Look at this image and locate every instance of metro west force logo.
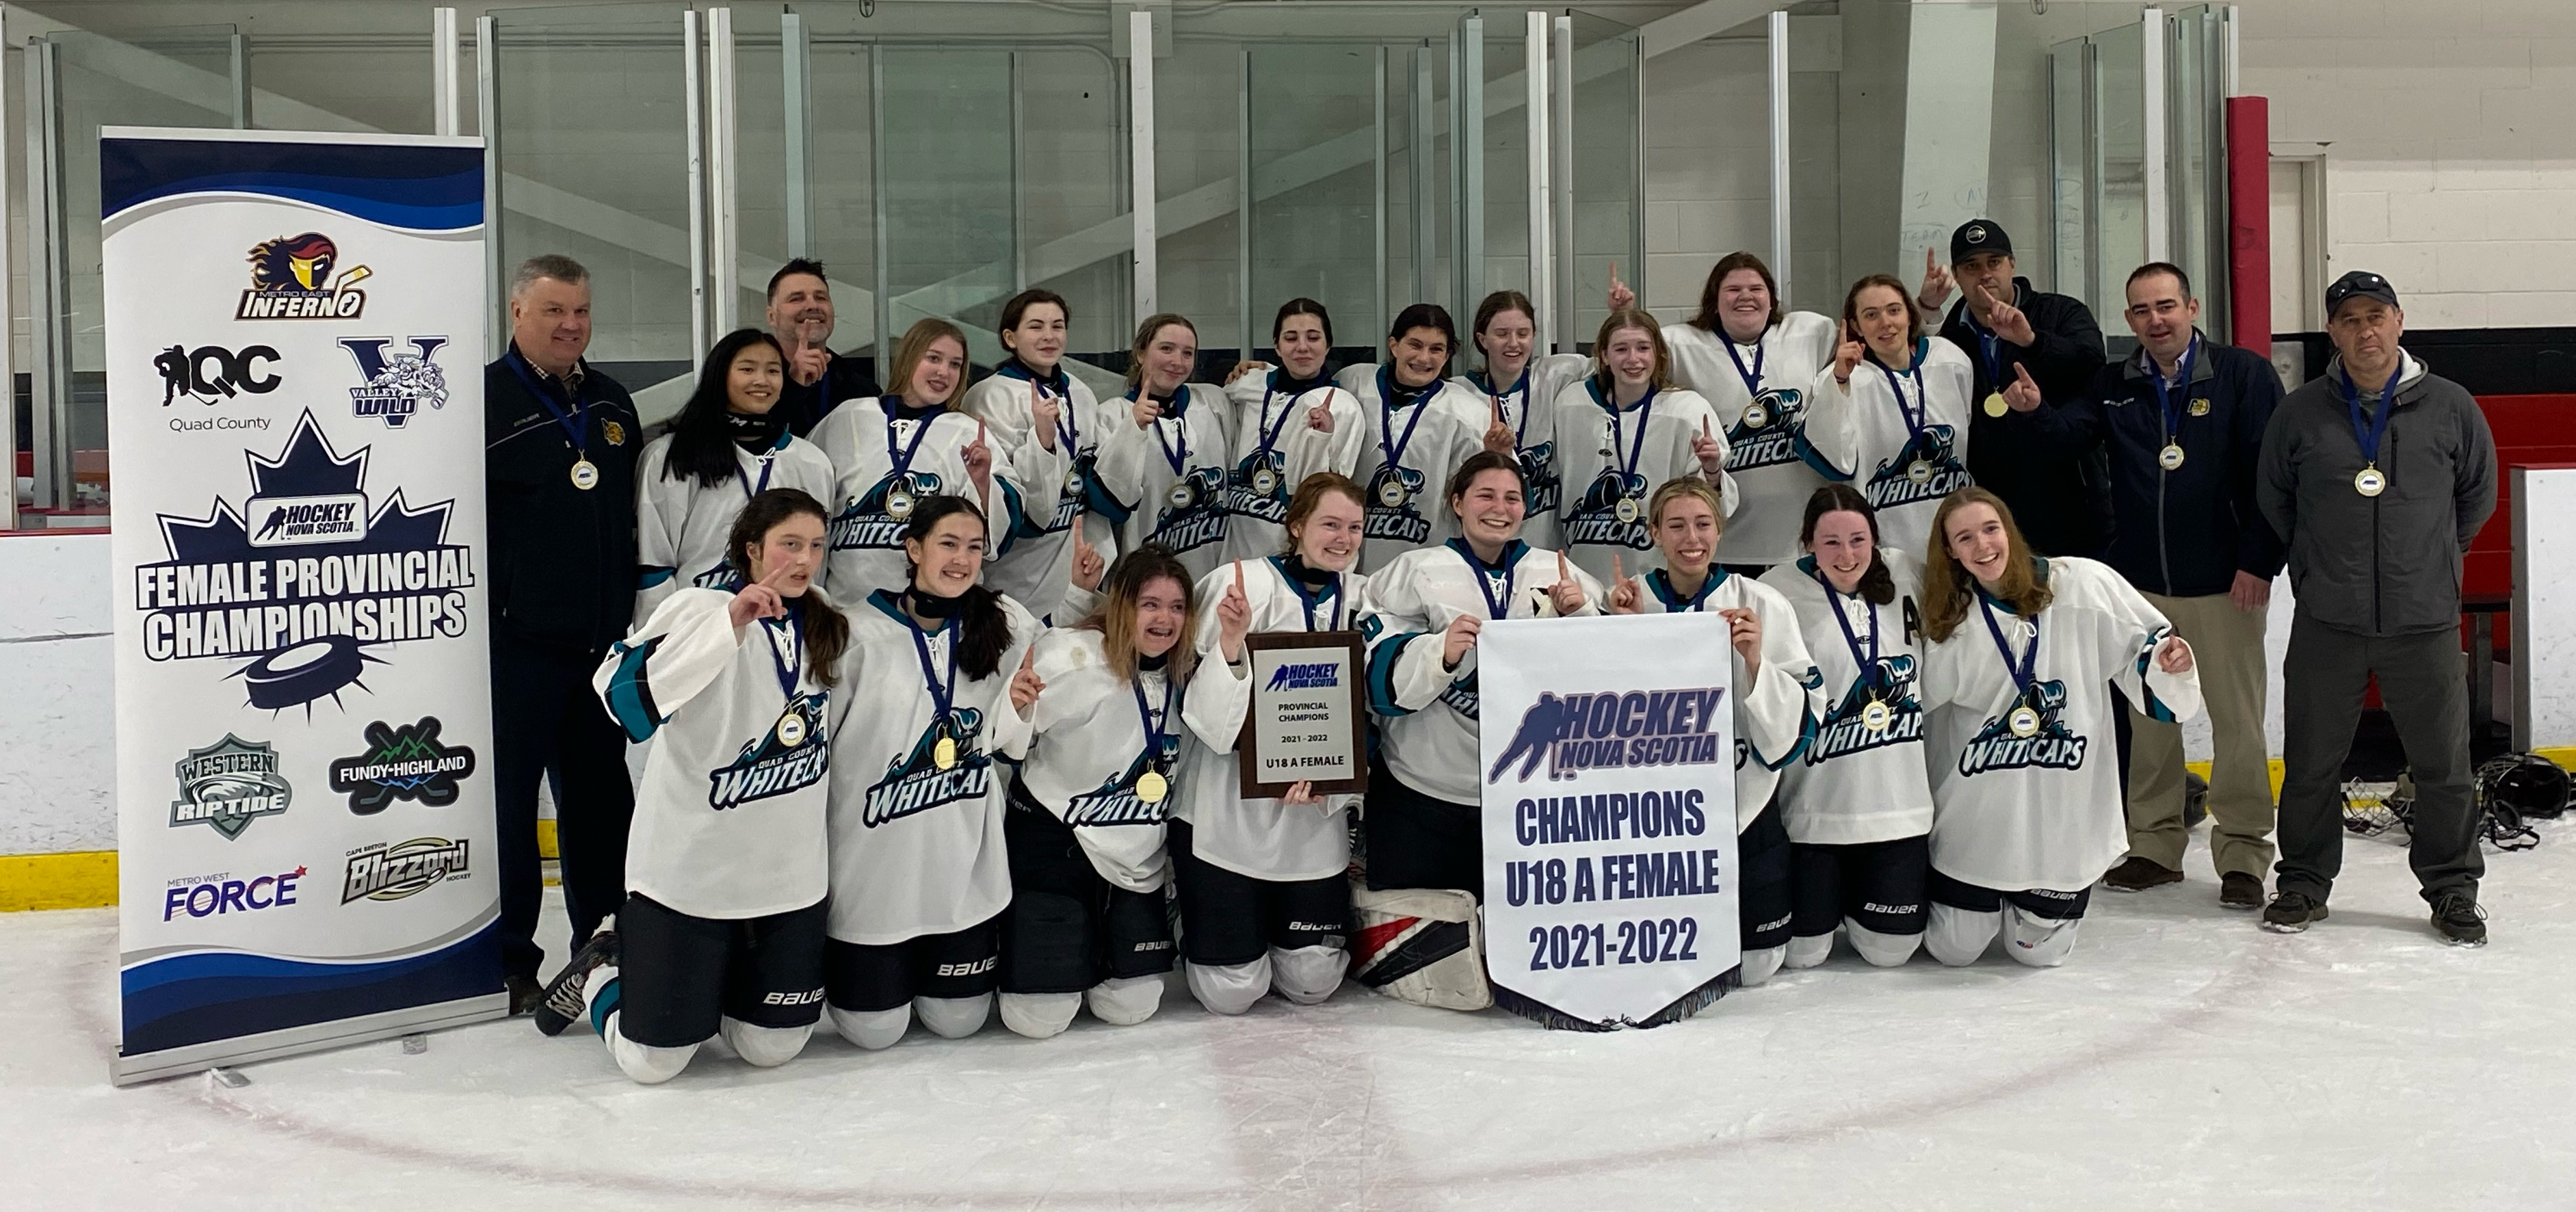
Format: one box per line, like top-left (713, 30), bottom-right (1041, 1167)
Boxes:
top-left (237, 233), bottom-right (371, 319)
top-left (136, 410), bottom-right (475, 709)
top-left (1957, 679), bottom-right (2086, 776)
top-left (1488, 685), bottom-right (1730, 784)
top-left (170, 734), bottom-right (293, 839)
top-left (341, 837), bottom-right (471, 904)
top-left (863, 709), bottom-right (993, 828)
top-left (340, 337), bottom-right (450, 428)
top-left (328, 716), bottom-right (479, 815)
top-left (163, 866), bottom-right (304, 921)
top-left (708, 691), bottom-right (830, 810)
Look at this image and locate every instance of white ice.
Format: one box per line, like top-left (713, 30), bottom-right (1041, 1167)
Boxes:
top-left (8, 822), bottom-right (2576, 1211)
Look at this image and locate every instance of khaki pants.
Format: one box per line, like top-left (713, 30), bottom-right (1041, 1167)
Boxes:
top-left (2126, 590), bottom-right (2274, 878)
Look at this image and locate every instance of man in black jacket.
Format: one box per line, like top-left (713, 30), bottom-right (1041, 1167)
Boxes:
top-left (485, 254), bottom-right (642, 1008)
top-left (1916, 220), bottom-right (2110, 557)
top-left (765, 258), bottom-right (880, 438)
top-left (2013, 263), bottom-right (2283, 908)
top-left (2257, 271), bottom-right (2496, 945)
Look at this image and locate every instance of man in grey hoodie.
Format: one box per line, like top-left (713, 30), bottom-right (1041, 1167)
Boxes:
top-left (2256, 271), bottom-right (2496, 945)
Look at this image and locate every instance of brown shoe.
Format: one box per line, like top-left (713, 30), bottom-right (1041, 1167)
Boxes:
top-left (2219, 872), bottom-right (2264, 909)
top-left (2102, 856), bottom-right (2183, 892)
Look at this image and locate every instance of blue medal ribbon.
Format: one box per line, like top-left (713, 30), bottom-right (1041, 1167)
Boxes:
top-left (2339, 361), bottom-right (2402, 472)
top-left (761, 601), bottom-right (805, 700)
top-left (1977, 593), bottom-right (2038, 698)
top-left (905, 598), bottom-right (960, 739)
top-left (1133, 668), bottom-right (1176, 779)
top-left (1590, 378), bottom-right (1657, 488)
top-left (1375, 366), bottom-right (1434, 478)
top-left (735, 447), bottom-right (777, 502)
top-left (1450, 538), bottom-right (1525, 620)
top-left (505, 347), bottom-right (588, 457)
top-left (1869, 341), bottom-right (1930, 442)
top-left (1721, 334), bottom-right (1767, 399)
top-left (1809, 564), bottom-right (1881, 684)
top-left (883, 398), bottom-right (937, 482)
top-left (2148, 335), bottom-right (2200, 451)
top-left (1257, 370), bottom-right (1317, 458)
top-left (1132, 386), bottom-right (1190, 477)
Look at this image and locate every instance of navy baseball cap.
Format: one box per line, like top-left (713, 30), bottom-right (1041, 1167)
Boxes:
top-left (1950, 220), bottom-right (2013, 265)
top-left (2326, 270), bottom-right (2399, 317)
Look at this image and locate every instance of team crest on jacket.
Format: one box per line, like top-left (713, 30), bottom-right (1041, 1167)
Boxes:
top-left (1808, 656), bottom-right (1925, 765)
top-left (1150, 465), bottom-right (1229, 554)
top-left (1725, 389), bottom-right (1809, 472)
top-left (1957, 680), bottom-right (2086, 776)
top-left (1223, 448), bottom-right (1291, 526)
top-left (832, 471), bottom-right (942, 551)
top-left (1363, 464), bottom-right (1433, 544)
top-left (863, 707), bottom-right (992, 827)
top-left (708, 691), bottom-right (831, 811)
top-left (1865, 425), bottom-right (1972, 510)
top-left (1519, 441), bottom-right (1562, 515)
top-left (1564, 468), bottom-right (1653, 551)
top-left (1062, 739), bottom-right (1183, 827)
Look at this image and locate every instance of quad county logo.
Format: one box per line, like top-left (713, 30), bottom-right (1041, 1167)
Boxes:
top-left (157, 343), bottom-right (280, 407)
top-left (329, 716), bottom-right (479, 815)
top-left (237, 233), bottom-right (370, 320)
top-left (169, 734), bottom-right (293, 839)
top-left (1488, 686), bottom-right (1730, 784)
top-left (340, 337), bottom-right (450, 428)
top-left (163, 865), bottom-right (305, 921)
top-left (341, 836), bottom-right (471, 904)
top-left (136, 410), bottom-right (475, 709)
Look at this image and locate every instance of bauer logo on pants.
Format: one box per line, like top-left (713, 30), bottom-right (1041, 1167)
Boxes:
top-left (341, 837), bottom-right (471, 903)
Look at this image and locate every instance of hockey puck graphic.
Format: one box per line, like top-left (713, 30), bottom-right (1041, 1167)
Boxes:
top-left (241, 635), bottom-right (369, 709)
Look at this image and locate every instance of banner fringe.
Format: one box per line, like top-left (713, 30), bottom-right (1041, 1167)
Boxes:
top-left (1494, 966), bottom-right (1737, 1031)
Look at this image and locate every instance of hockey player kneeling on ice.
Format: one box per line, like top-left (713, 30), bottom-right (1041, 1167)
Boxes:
top-left (999, 546), bottom-right (1252, 1037)
top-left (539, 488), bottom-right (844, 1084)
top-left (1174, 473), bottom-right (1373, 1015)
top-left (820, 495), bottom-right (1044, 1047)
top-left (1354, 451), bottom-right (1603, 1010)
top-left (1918, 488), bottom-right (2203, 966)
top-left (1605, 477), bottom-right (1826, 987)
top-left (1759, 485), bottom-right (1938, 971)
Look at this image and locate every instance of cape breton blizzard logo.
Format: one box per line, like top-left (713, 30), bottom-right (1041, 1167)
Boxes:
top-left (1488, 685), bottom-right (1730, 784)
top-left (340, 337), bottom-right (450, 428)
top-left (328, 716), bottom-right (479, 815)
top-left (1957, 680), bottom-right (2086, 776)
top-left (157, 344), bottom-right (281, 407)
top-left (341, 836), bottom-right (471, 904)
top-left (707, 691), bottom-right (831, 810)
top-left (170, 734), bottom-right (293, 839)
top-left (135, 410), bottom-right (475, 710)
top-left (237, 233), bottom-right (371, 320)
top-left (863, 709), bottom-right (993, 828)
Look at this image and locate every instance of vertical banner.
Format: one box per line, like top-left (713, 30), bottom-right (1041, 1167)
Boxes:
top-left (104, 129), bottom-right (499, 1083)
top-left (1477, 614), bottom-right (1739, 1030)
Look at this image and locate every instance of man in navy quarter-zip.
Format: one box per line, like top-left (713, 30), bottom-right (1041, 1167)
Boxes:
top-left (2255, 271), bottom-right (2495, 946)
top-left (2014, 263), bottom-right (2282, 908)
top-left (485, 254), bottom-right (643, 1011)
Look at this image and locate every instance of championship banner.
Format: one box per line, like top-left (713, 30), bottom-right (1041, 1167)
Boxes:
top-left (1477, 614), bottom-right (1740, 1030)
top-left (103, 129), bottom-right (501, 1083)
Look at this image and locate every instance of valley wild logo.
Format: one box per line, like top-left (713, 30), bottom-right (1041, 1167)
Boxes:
top-left (341, 836), bottom-right (471, 903)
top-left (237, 233), bottom-right (371, 319)
top-left (328, 716), bottom-right (479, 815)
top-left (340, 337), bottom-right (450, 428)
top-left (170, 734), bottom-right (293, 839)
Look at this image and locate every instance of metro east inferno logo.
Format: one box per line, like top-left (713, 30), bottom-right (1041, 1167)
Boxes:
top-left (237, 233), bottom-right (371, 319)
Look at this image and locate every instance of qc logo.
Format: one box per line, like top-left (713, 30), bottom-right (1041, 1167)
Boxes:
top-left (169, 735), bottom-right (293, 839)
top-left (340, 337), bottom-right (450, 429)
top-left (237, 233), bottom-right (371, 320)
top-left (341, 837), bottom-right (471, 904)
top-left (156, 344), bottom-right (281, 407)
top-left (163, 866), bottom-right (305, 921)
top-left (328, 716), bottom-right (478, 815)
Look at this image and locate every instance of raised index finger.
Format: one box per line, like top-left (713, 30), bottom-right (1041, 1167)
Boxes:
top-left (1233, 560), bottom-right (1246, 596)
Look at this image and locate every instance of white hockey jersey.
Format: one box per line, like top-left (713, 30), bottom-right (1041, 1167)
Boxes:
top-left (633, 430), bottom-right (838, 627)
top-left (1759, 550), bottom-right (1937, 845)
top-left (810, 397), bottom-right (1033, 599)
top-left (1094, 384), bottom-right (1235, 581)
top-left (1337, 364), bottom-right (1497, 574)
top-left (1801, 337), bottom-right (1976, 558)
top-left (1451, 353), bottom-right (1589, 550)
top-left (1919, 556), bottom-right (2205, 893)
top-left (1176, 556), bottom-right (1371, 882)
top-left (1217, 368), bottom-right (1364, 563)
top-left (1016, 628), bottom-right (1248, 892)
top-left (595, 588), bottom-right (832, 920)
top-left (1545, 378), bottom-right (1736, 588)
top-left (959, 360), bottom-right (1105, 623)
top-left (823, 589), bottom-right (1044, 945)
top-left (1362, 540), bottom-right (1605, 806)
top-left (1666, 314), bottom-right (1840, 568)
top-left (1611, 568), bottom-right (1827, 830)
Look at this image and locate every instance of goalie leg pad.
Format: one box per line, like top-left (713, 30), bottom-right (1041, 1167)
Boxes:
top-left (1346, 881), bottom-right (1490, 1012)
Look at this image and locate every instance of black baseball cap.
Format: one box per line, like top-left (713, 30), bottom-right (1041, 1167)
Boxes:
top-left (2326, 270), bottom-right (2399, 317)
top-left (1950, 220), bottom-right (2013, 265)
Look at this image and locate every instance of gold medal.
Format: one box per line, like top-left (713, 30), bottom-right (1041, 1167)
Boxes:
top-left (1982, 391), bottom-right (2008, 419)
top-left (1615, 496), bottom-right (1640, 525)
top-left (1861, 698), bottom-right (1892, 733)
top-left (569, 458), bottom-right (601, 491)
top-left (1251, 466), bottom-right (1279, 497)
top-left (1741, 402), bottom-right (1770, 430)
top-left (1906, 460), bottom-right (1934, 486)
top-left (934, 735), bottom-right (958, 770)
top-left (2158, 443), bottom-right (2186, 471)
top-left (1168, 480), bottom-right (1196, 509)
top-left (775, 710), bottom-right (807, 748)
top-left (1136, 770), bottom-right (1169, 804)
top-left (885, 486), bottom-right (916, 520)
top-left (1377, 477), bottom-right (1409, 508)
top-left (1064, 466), bottom-right (1084, 494)
top-left (2354, 465), bottom-right (2387, 497)
top-left (2008, 705), bottom-right (2040, 738)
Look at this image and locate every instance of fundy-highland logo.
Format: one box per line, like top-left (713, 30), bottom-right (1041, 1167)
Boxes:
top-left (1488, 686), bottom-right (1731, 784)
top-left (328, 716), bottom-right (478, 815)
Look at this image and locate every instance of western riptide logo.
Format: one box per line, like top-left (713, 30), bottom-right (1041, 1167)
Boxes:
top-left (707, 691), bottom-right (830, 810)
top-left (1957, 680), bottom-right (2086, 776)
top-left (170, 734), bottom-right (293, 839)
top-left (863, 709), bottom-right (993, 828)
top-left (341, 837), bottom-right (471, 903)
top-left (1488, 685), bottom-right (1730, 784)
top-left (1865, 424), bottom-right (1972, 511)
top-left (237, 233), bottom-right (371, 320)
top-left (340, 337), bottom-right (451, 429)
top-left (328, 716), bottom-right (478, 815)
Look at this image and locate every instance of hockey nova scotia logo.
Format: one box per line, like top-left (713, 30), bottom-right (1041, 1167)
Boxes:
top-left (170, 734), bottom-right (293, 839)
top-left (1808, 656), bottom-right (1926, 765)
top-left (1865, 425), bottom-right (1972, 510)
top-left (1724, 388), bottom-right (1812, 473)
top-left (341, 836), bottom-right (471, 903)
top-left (135, 410), bottom-right (475, 709)
top-left (237, 232), bottom-right (370, 320)
top-left (707, 691), bottom-right (830, 810)
top-left (863, 709), bottom-right (993, 827)
top-left (1958, 680), bottom-right (2086, 776)
top-left (1488, 685), bottom-right (1731, 784)
top-left (340, 337), bottom-right (450, 429)
top-left (328, 715), bottom-right (477, 815)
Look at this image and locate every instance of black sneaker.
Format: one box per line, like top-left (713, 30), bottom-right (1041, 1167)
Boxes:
top-left (504, 973), bottom-right (544, 1017)
top-left (2262, 890), bottom-right (2328, 933)
top-left (2219, 872), bottom-right (2264, 910)
top-left (533, 924), bottom-right (620, 1037)
top-left (2430, 891), bottom-right (2488, 947)
top-left (2103, 856), bottom-right (2183, 893)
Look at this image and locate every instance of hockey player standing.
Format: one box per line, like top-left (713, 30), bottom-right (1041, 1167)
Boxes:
top-left (633, 329), bottom-right (836, 624)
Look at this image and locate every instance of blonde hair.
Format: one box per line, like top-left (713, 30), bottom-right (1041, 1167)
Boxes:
top-left (1920, 486), bottom-right (2052, 642)
top-left (885, 317), bottom-right (969, 408)
top-left (1646, 476), bottom-right (1724, 538)
top-left (1125, 313), bottom-right (1198, 391)
top-left (1077, 546), bottom-right (1201, 685)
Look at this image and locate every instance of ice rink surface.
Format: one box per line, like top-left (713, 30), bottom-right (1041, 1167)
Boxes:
top-left (7, 824), bottom-right (2575, 1212)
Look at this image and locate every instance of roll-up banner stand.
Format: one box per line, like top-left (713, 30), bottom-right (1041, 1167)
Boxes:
top-left (103, 128), bottom-right (501, 1085)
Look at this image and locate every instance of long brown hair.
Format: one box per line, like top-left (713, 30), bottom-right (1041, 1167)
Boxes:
top-left (1687, 252), bottom-right (1783, 334)
top-left (901, 495), bottom-right (1016, 679)
top-left (1471, 289), bottom-right (1536, 373)
top-left (885, 317), bottom-right (970, 407)
top-left (1921, 486), bottom-right (2051, 642)
top-left (1280, 471), bottom-right (1367, 556)
top-left (1590, 307), bottom-right (1676, 393)
top-left (726, 488), bottom-right (849, 687)
top-left (1798, 483), bottom-right (1895, 606)
top-left (1841, 274), bottom-right (1926, 355)
top-left (1077, 545), bottom-right (1200, 685)
top-left (1125, 312), bottom-right (1198, 391)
